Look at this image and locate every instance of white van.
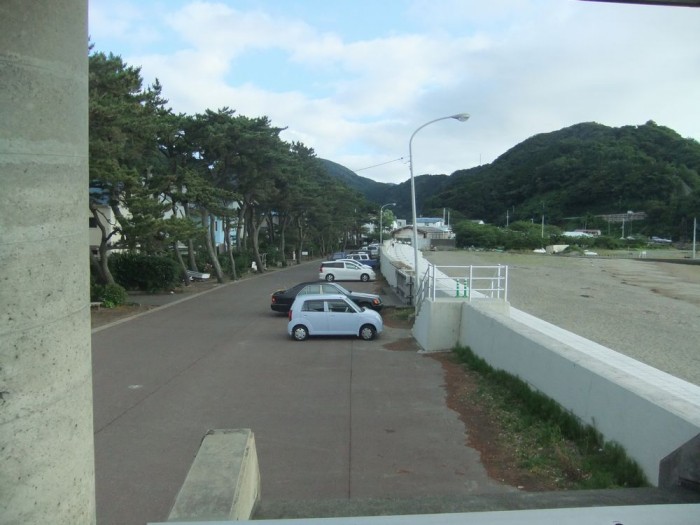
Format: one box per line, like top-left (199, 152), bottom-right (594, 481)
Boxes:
top-left (318, 260), bottom-right (375, 282)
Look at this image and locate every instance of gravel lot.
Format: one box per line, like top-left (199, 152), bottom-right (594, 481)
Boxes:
top-left (424, 250), bottom-right (700, 387)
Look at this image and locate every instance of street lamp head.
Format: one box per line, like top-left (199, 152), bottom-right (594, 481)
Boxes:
top-left (451, 113), bottom-right (470, 122)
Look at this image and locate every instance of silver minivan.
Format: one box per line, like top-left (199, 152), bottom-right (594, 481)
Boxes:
top-left (318, 260), bottom-right (375, 282)
top-left (287, 294), bottom-right (383, 341)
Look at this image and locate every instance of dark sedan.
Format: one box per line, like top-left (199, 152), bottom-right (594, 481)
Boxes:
top-left (270, 281), bottom-right (383, 313)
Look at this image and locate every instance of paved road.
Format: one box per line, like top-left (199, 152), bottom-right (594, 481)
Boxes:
top-left (92, 261), bottom-right (511, 525)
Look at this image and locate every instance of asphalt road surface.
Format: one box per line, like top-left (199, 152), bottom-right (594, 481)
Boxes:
top-left (91, 260), bottom-right (513, 525)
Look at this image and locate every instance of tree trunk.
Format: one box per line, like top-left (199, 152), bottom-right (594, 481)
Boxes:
top-left (247, 205), bottom-right (265, 273)
top-left (172, 241), bottom-right (190, 286)
top-left (279, 216), bottom-right (287, 267)
top-left (209, 214), bottom-right (217, 252)
top-left (251, 221), bottom-right (265, 273)
top-left (266, 212), bottom-right (275, 246)
top-left (224, 217), bottom-right (237, 280)
top-left (236, 203), bottom-right (247, 250)
top-left (186, 239), bottom-right (198, 271)
top-left (201, 209), bottom-right (224, 283)
top-left (295, 216), bottom-right (304, 265)
top-left (89, 204), bottom-right (115, 285)
top-left (183, 206), bottom-right (198, 272)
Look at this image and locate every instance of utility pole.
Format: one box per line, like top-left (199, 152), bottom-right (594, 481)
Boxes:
top-left (541, 202), bottom-right (545, 238)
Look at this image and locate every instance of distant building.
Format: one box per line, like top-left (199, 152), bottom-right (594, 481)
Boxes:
top-left (391, 225), bottom-right (454, 251)
top-left (574, 229), bottom-right (602, 237)
top-left (563, 231), bottom-right (593, 238)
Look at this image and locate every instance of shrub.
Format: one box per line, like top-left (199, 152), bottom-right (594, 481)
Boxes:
top-left (109, 252), bottom-right (179, 292)
top-left (101, 283), bottom-right (128, 308)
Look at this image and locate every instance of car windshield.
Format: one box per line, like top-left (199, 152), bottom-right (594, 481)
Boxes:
top-left (331, 283), bottom-right (350, 294)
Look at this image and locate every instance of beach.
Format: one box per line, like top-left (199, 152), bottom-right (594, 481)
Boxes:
top-left (424, 250), bottom-right (700, 387)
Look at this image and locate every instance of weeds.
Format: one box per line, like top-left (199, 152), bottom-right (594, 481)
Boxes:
top-left (453, 345), bottom-right (649, 489)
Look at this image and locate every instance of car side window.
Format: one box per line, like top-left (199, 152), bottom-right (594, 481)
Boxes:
top-left (302, 299), bottom-right (325, 312)
top-left (299, 285), bottom-right (320, 295)
top-left (328, 299), bottom-right (352, 313)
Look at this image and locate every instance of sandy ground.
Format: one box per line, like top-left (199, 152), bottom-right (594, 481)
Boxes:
top-left (424, 250), bottom-right (700, 387)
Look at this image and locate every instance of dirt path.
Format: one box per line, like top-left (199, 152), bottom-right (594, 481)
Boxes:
top-left (425, 251), bottom-right (700, 386)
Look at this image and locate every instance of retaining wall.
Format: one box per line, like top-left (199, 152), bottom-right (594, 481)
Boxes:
top-left (411, 297), bottom-right (700, 488)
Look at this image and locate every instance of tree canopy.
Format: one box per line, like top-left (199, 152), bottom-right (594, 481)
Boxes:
top-left (88, 49), bottom-right (374, 285)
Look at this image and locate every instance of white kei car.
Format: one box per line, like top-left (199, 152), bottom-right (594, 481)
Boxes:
top-left (287, 294), bottom-right (383, 341)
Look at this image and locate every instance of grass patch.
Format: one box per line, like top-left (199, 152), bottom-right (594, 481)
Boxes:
top-left (453, 345), bottom-right (649, 489)
top-left (389, 307), bottom-right (414, 322)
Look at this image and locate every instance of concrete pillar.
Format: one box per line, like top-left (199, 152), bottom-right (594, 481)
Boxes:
top-left (0, 2), bottom-right (95, 524)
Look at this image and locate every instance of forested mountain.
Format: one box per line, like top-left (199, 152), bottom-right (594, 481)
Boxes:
top-left (317, 159), bottom-right (391, 203)
top-left (317, 158), bottom-right (451, 220)
top-left (322, 121), bottom-right (700, 240)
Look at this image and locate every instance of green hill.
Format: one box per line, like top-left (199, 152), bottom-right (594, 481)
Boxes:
top-left (426, 121), bottom-right (700, 239)
top-left (320, 121), bottom-right (700, 240)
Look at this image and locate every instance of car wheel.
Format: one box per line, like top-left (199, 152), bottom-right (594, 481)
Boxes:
top-left (325, 274), bottom-right (335, 282)
top-left (359, 324), bottom-right (376, 341)
top-left (291, 325), bottom-right (309, 341)
top-left (360, 273), bottom-right (369, 282)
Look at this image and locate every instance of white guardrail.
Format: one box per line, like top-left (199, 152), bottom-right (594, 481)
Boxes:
top-left (417, 264), bottom-right (508, 304)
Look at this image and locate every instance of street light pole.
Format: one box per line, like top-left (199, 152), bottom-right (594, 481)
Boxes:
top-left (408, 112), bottom-right (470, 306)
top-left (379, 202), bottom-right (396, 245)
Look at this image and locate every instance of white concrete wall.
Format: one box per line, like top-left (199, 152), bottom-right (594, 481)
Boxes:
top-left (464, 303), bottom-right (700, 486)
top-left (410, 297), bottom-right (700, 487)
top-left (412, 300), bottom-right (463, 352)
top-left (0, 2), bottom-right (96, 523)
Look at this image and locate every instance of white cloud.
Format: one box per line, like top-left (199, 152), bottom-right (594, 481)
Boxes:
top-left (89, 0), bottom-right (700, 185)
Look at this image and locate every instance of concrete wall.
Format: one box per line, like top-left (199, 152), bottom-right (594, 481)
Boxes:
top-left (0, 2), bottom-right (96, 523)
top-left (167, 429), bottom-right (261, 522)
top-left (410, 297), bottom-right (700, 488)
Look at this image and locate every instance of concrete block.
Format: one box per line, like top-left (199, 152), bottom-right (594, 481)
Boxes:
top-left (660, 433), bottom-right (700, 490)
top-left (167, 429), bottom-right (260, 522)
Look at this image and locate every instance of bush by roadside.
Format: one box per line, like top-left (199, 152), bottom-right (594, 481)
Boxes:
top-left (109, 252), bottom-right (180, 292)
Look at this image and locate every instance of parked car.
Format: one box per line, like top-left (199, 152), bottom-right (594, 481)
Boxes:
top-left (319, 260), bottom-right (376, 282)
top-left (330, 251), bottom-right (347, 260)
top-left (270, 281), bottom-right (383, 313)
top-left (335, 258), bottom-right (373, 270)
top-left (287, 293), bottom-right (383, 341)
top-left (345, 252), bottom-right (378, 268)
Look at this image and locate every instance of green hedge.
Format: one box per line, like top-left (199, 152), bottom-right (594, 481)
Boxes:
top-left (91, 282), bottom-right (128, 308)
top-left (109, 252), bottom-right (179, 292)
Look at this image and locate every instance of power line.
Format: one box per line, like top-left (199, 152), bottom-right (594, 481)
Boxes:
top-left (353, 157), bottom-right (405, 172)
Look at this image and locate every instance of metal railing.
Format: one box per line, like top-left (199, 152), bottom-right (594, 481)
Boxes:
top-left (416, 264), bottom-right (508, 309)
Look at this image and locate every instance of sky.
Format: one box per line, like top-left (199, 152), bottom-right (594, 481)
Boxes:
top-left (88, 0), bottom-right (700, 185)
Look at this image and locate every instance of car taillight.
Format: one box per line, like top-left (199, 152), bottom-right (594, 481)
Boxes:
top-left (372, 298), bottom-right (380, 305)
top-left (271, 296), bottom-right (277, 304)
top-left (288, 309), bottom-right (292, 321)
top-left (319, 265), bottom-right (324, 272)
